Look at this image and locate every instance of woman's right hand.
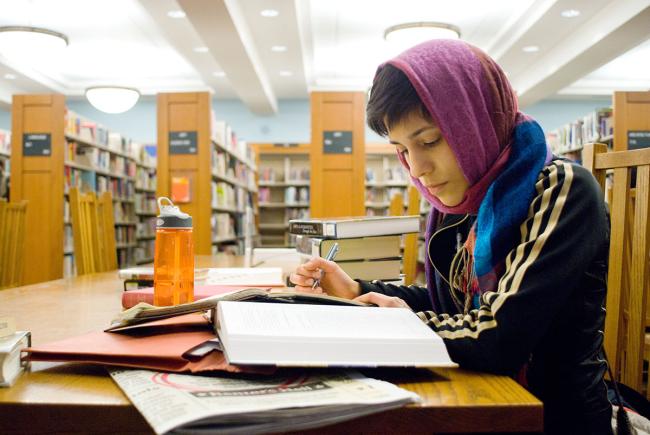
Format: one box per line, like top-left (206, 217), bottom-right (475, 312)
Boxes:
top-left (289, 257), bottom-right (360, 300)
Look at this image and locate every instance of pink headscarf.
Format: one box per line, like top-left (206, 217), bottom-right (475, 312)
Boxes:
top-left (381, 39), bottom-right (523, 214)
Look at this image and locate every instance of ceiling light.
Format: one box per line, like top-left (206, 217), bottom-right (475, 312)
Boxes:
top-left (0, 26), bottom-right (68, 59)
top-left (3, 73), bottom-right (16, 80)
top-left (384, 22), bottom-right (461, 51)
top-left (560, 9), bottom-right (581, 18)
top-left (193, 46), bottom-right (209, 53)
top-left (522, 45), bottom-right (540, 53)
top-left (260, 9), bottom-right (279, 17)
top-left (271, 45), bottom-right (287, 52)
top-left (279, 70), bottom-right (293, 77)
top-left (85, 86), bottom-right (140, 114)
top-left (167, 10), bottom-right (186, 18)
top-left (213, 71), bottom-right (226, 77)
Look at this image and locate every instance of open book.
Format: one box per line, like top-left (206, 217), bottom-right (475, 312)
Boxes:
top-left (108, 288), bottom-right (366, 331)
top-left (216, 301), bottom-right (456, 368)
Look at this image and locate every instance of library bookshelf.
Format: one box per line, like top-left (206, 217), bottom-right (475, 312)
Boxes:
top-left (134, 145), bottom-right (157, 265)
top-left (157, 92), bottom-right (258, 256)
top-left (365, 143), bottom-right (409, 217)
top-left (547, 91), bottom-right (650, 163)
top-left (252, 143), bottom-right (310, 248)
top-left (11, 94), bottom-right (142, 284)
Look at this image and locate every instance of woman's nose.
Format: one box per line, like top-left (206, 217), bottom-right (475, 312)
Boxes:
top-left (408, 149), bottom-right (432, 179)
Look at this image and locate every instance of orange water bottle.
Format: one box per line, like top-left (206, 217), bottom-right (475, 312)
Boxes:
top-left (154, 197), bottom-right (194, 306)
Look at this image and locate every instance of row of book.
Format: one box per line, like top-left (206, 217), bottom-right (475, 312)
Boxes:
top-left (210, 114), bottom-right (255, 165)
top-left (289, 215), bottom-right (420, 282)
top-left (134, 239), bottom-right (154, 264)
top-left (547, 107), bottom-right (613, 155)
top-left (134, 166), bottom-right (156, 191)
top-left (65, 109), bottom-right (136, 157)
top-left (365, 166), bottom-right (408, 183)
top-left (366, 187), bottom-right (407, 203)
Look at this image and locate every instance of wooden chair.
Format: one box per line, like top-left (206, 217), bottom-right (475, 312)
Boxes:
top-left (583, 143), bottom-right (650, 396)
top-left (389, 186), bottom-right (421, 286)
top-left (69, 188), bottom-right (118, 275)
top-left (0, 199), bottom-right (28, 289)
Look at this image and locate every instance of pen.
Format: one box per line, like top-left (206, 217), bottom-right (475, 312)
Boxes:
top-left (312, 242), bottom-right (340, 290)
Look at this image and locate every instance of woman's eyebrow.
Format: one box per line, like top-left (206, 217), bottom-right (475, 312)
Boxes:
top-left (409, 126), bottom-right (438, 139)
top-left (389, 126), bottom-right (438, 145)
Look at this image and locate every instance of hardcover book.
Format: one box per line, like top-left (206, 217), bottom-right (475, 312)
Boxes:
top-left (288, 215), bottom-right (420, 239)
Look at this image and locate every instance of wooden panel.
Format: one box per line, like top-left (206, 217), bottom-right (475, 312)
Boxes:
top-left (322, 170), bottom-right (354, 217)
top-left (310, 92), bottom-right (365, 218)
top-left (10, 94), bottom-right (65, 284)
top-left (613, 91), bottom-right (650, 151)
top-left (157, 92), bottom-right (212, 254)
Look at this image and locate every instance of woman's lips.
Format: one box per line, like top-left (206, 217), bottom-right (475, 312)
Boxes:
top-left (426, 182), bottom-right (447, 195)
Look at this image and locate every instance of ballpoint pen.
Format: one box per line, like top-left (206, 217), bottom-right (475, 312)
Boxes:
top-left (311, 242), bottom-right (340, 290)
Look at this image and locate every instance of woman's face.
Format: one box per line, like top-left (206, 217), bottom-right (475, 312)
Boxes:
top-left (387, 111), bottom-right (470, 207)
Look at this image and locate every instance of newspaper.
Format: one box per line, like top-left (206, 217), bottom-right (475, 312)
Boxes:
top-left (109, 368), bottom-right (419, 434)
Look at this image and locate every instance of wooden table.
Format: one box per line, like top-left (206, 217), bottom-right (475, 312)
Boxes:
top-left (0, 255), bottom-right (543, 434)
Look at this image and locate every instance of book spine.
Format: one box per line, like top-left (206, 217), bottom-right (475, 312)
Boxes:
top-left (289, 222), bottom-right (324, 236)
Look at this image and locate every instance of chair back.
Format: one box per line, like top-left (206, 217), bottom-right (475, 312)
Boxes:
top-left (0, 199), bottom-right (28, 289)
top-left (69, 188), bottom-right (117, 275)
top-left (583, 143), bottom-right (650, 395)
top-left (388, 187), bottom-right (421, 286)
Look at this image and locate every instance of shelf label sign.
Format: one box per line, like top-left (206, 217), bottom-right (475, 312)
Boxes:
top-left (23, 133), bottom-right (51, 156)
top-left (323, 131), bottom-right (352, 154)
top-left (169, 131), bottom-right (198, 154)
top-left (628, 131), bottom-right (650, 150)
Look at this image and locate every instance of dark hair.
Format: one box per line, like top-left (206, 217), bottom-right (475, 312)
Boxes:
top-left (366, 64), bottom-right (428, 137)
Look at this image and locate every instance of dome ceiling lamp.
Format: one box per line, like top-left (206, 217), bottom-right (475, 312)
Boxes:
top-left (384, 22), bottom-right (461, 50)
top-left (85, 86), bottom-right (141, 114)
top-left (0, 26), bottom-right (68, 58)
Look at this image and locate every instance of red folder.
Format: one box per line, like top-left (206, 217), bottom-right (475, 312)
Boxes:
top-left (23, 314), bottom-right (273, 374)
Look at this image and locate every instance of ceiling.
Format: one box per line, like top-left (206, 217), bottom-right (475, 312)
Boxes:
top-left (0, 0), bottom-right (649, 114)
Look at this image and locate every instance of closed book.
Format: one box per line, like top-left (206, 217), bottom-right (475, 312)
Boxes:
top-left (295, 235), bottom-right (401, 261)
top-left (216, 301), bottom-right (456, 367)
top-left (288, 215), bottom-right (419, 239)
top-left (337, 258), bottom-right (402, 281)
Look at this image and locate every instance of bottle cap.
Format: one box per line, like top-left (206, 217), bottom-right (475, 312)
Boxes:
top-left (156, 197), bottom-right (192, 228)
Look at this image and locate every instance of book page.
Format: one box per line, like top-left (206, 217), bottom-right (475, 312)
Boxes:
top-left (219, 302), bottom-right (435, 340)
top-left (206, 267), bottom-right (284, 286)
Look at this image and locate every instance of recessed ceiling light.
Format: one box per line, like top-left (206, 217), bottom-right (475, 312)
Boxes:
top-left (260, 9), bottom-right (279, 17)
top-left (167, 10), bottom-right (186, 19)
top-left (213, 71), bottom-right (226, 77)
top-left (271, 45), bottom-right (287, 52)
top-left (561, 9), bottom-right (580, 18)
top-left (522, 45), bottom-right (540, 53)
top-left (279, 70), bottom-right (293, 77)
top-left (3, 73), bottom-right (16, 80)
top-left (193, 46), bottom-right (209, 53)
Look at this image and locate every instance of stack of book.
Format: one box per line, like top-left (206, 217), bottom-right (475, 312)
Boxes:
top-left (290, 215), bottom-right (420, 281)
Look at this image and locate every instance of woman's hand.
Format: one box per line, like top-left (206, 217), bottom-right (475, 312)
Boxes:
top-left (289, 257), bottom-right (360, 300)
top-left (354, 292), bottom-right (410, 309)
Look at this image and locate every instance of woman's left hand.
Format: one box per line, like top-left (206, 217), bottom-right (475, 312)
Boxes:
top-left (353, 292), bottom-right (411, 309)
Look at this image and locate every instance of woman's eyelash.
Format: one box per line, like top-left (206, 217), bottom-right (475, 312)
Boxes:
top-left (423, 137), bottom-right (441, 146)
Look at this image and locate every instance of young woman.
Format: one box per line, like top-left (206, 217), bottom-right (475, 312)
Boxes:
top-left (290, 39), bottom-right (612, 434)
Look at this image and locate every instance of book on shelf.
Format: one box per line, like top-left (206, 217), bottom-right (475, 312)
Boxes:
top-left (295, 235), bottom-right (401, 261)
top-left (289, 215), bottom-right (419, 239)
top-left (217, 301), bottom-right (456, 368)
